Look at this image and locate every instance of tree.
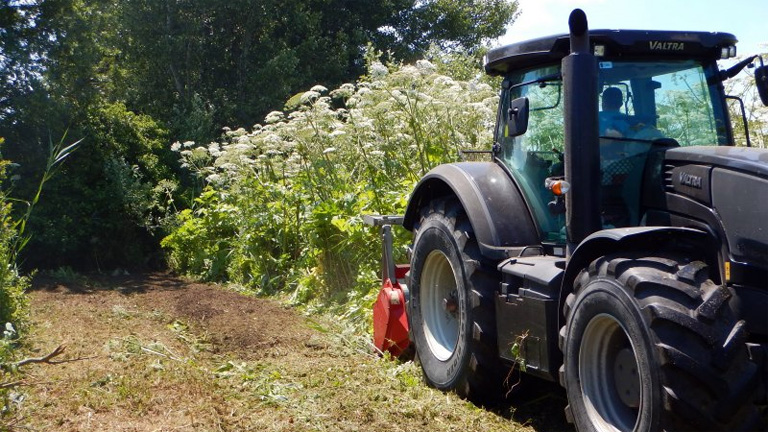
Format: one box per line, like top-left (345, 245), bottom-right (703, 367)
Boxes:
top-left (377, 0), bottom-right (518, 60)
top-left (0, 0), bottom-right (519, 271)
top-left (110, 0), bottom-right (519, 136)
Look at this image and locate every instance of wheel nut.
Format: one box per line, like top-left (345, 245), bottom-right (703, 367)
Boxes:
top-left (443, 297), bottom-right (457, 312)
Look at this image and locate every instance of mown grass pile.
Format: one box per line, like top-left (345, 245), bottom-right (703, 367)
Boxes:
top-left (161, 57), bottom-right (499, 324)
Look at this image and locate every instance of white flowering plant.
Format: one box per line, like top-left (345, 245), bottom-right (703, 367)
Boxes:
top-left (162, 56), bottom-right (498, 323)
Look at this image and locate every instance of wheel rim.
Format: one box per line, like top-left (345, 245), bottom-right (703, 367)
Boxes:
top-left (579, 313), bottom-right (641, 432)
top-left (421, 249), bottom-right (460, 361)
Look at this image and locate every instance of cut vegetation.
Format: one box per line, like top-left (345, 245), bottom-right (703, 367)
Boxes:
top-left (4, 273), bottom-right (570, 431)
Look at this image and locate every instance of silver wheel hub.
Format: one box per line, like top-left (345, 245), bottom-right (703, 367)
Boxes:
top-left (579, 313), bottom-right (642, 431)
top-left (421, 250), bottom-right (460, 362)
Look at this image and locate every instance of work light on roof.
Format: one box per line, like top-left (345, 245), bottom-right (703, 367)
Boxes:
top-left (720, 45), bottom-right (737, 59)
top-left (593, 45), bottom-right (606, 57)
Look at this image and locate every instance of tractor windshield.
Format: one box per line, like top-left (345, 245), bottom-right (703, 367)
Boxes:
top-left (496, 59), bottom-right (727, 244)
top-left (597, 59), bottom-right (727, 145)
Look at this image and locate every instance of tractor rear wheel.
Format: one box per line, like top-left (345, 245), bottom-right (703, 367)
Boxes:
top-left (560, 254), bottom-right (764, 431)
top-left (408, 199), bottom-right (501, 400)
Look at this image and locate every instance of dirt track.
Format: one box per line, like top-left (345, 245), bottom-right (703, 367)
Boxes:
top-left (6, 273), bottom-right (569, 431)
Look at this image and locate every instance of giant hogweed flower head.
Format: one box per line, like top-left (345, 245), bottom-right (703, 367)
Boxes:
top-left (370, 62), bottom-right (389, 79)
top-left (330, 83), bottom-right (356, 100)
top-left (416, 60), bottom-right (437, 74)
top-left (300, 91), bottom-right (321, 105)
top-left (310, 85), bottom-right (329, 94)
top-left (265, 111), bottom-right (285, 124)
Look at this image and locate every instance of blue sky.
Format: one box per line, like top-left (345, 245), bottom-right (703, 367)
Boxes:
top-left (496, 0), bottom-right (767, 56)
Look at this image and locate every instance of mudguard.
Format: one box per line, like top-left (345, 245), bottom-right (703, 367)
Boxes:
top-left (402, 162), bottom-right (539, 260)
top-left (558, 226), bottom-right (710, 325)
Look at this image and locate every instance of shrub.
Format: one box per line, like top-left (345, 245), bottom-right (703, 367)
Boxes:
top-left (0, 142), bottom-right (31, 417)
top-left (0, 197), bottom-right (29, 341)
top-left (21, 102), bottom-right (178, 271)
top-left (0, 143), bottom-right (30, 343)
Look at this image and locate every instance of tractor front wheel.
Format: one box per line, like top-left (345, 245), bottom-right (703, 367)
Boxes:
top-left (408, 200), bottom-right (500, 400)
top-left (560, 254), bottom-right (763, 431)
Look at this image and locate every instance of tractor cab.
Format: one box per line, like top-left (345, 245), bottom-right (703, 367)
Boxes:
top-left (485, 30), bottom-right (741, 251)
top-left (374, 10), bottom-right (768, 431)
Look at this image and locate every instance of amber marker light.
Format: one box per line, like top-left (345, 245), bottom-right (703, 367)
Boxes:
top-left (546, 178), bottom-right (571, 196)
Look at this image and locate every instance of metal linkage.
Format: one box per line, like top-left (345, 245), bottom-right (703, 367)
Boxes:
top-left (363, 215), bottom-right (404, 283)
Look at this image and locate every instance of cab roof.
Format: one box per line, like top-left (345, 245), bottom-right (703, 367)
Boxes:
top-left (484, 30), bottom-right (738, 75)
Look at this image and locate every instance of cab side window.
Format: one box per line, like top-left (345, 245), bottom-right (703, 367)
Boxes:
top-left (497, 65), bottom-right (566, 242)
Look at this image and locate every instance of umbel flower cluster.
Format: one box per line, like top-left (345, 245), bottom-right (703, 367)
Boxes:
top-left (162, 59), bottom-right (498, 319)
top-left (175, 60), bottom-right (496, 189)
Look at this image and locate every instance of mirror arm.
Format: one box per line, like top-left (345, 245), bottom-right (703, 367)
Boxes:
top-left (725, 95), bottom-right (751, 147)
top-left (719, 55), bottom-right (757, 81)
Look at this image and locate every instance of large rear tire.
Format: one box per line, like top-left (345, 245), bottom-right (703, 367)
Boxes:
top-left (408, 199), bottom-right (501, 400)
top-left (560, 254), bottom-right (764, 431)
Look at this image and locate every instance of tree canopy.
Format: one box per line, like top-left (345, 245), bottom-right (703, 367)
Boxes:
top-left (0, 0), bottom-right (519, 270)
top-left (3, 0), bottom-right (517, 134)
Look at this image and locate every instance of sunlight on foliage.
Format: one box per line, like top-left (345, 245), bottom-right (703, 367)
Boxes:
top-left (162, 57), bottom-right (497, 324)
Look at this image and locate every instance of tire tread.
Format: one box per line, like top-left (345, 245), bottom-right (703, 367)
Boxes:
top-left (411, 198), bottom-right (502, 401)
top-left (561, 253), bottom-right (764, 431)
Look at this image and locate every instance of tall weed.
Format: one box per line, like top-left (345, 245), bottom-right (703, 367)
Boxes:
top-left (162, 57), bottom-right (497, 325)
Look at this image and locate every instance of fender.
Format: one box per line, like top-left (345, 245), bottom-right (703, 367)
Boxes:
top-left (403, 162), bottom-right (539, 260)
top-left (558, 226), bottom-right (711, 326)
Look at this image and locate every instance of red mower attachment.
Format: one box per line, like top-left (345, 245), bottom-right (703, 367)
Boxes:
top-left (364, 215), bottom-right (410, 357)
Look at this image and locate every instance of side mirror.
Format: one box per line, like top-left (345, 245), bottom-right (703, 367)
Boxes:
top-left (755, 65), bottom-right (768, 106)
top-left (507, 97), bottom-right (529, 137)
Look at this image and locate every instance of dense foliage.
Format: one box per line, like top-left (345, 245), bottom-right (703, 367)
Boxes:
top-left (0, 173), bottom-right (28, 351)
top-left (0, 139), bottom-right (30, 415)
top-left (0, 132), bottom-right (79, 351)
top-left (112, 0), bottom-right (517, 135)
top-left (0, 0), bottom-right (518, 271)
top-left (161, 58), bottom-right (498, 319)
top-left (21, 103), bottom-right (179, 270)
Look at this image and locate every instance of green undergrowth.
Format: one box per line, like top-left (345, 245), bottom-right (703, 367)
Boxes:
top-left (161, 54), bottom-right (498, 329)
top-left (0, 146), bottom-right (30, 425)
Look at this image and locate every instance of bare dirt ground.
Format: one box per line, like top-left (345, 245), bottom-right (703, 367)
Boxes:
top-left (5, 272), bottom-right (571, 432)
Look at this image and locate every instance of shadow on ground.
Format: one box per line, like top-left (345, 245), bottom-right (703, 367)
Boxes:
top-left (497, 376), bottom-right (574, 432)
top-left (30, 271), bottom-right (190, 295)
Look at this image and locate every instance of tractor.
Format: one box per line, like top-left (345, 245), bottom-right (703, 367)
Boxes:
top-left (367, 8), bottom-right (768, 432)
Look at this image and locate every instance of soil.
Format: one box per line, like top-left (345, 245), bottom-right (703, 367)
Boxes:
top-left (31, 272), bottom-right (316, 360)
top-left (4, 272), bottom-right (570, 432)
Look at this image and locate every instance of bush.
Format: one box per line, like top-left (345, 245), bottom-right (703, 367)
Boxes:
top-left (162, 58), bottom-right (497, 323)
top-left (0, 146), bottom-right (30, 343)
top-left (22, 103), bottom-right (178, 271)
top-left (0, 197), bottom-right (29, 341)
top-left (0, 144), bottom-right (31, 418)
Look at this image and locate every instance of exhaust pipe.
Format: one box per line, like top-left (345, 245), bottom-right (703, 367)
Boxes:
top-left (562, 9), bottom-right (601, 249)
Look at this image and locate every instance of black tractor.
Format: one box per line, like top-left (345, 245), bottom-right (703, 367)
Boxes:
top-left (388, 8), bottom-right (768, 432)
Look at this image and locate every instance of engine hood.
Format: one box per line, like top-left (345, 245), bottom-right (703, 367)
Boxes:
top-left (665, 146), bottom-right (768, 178)
top-left (661, 145), bottom-right (768, 267)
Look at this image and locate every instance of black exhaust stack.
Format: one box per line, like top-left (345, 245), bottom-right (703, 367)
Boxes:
top-left (562, 9), bottom-right (601, 250)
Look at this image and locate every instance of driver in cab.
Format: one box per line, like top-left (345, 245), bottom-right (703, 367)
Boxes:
top-left (599, 87), bottom-right (630, 138)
